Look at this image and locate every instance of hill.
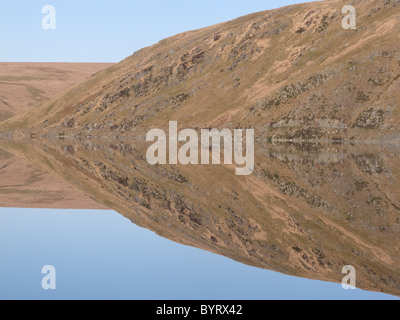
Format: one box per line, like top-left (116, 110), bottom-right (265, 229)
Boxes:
top-left (1, 0), bottom-right (400, 143)
top-left (0, 62), bottom-right (112, 122)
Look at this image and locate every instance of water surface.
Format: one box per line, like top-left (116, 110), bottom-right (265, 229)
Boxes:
top-left (0, 138), bottom-right (399, 299)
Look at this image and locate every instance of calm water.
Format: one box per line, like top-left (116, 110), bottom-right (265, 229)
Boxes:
top-left (0, 138), bottom-right (399, 300)
top-left (0, 209), bottom-right (396, 300)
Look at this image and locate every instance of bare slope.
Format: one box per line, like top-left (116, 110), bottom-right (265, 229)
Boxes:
top-left (1, 0), bottom-right (400, 142)
top-left (0, 146), bottom-right (107, 209)
top-left (0, 63), bottom-right (113, 122)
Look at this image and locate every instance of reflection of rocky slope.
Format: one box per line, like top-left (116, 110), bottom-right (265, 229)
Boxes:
top-left (2, 138), bottom-right (399, 297)
top-left (2, 1), bottom-right (400, 143)
top-left (0, 146), bottom-right (107, 209)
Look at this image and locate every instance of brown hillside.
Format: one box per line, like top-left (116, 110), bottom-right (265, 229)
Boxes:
top-left (1, 0), bottom-right (400, 143)
top-left (0, 63), bottom-right (113, 122)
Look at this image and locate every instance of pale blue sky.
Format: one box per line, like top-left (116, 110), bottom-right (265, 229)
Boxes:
top-left (0, 0), bottom-right (315, 62)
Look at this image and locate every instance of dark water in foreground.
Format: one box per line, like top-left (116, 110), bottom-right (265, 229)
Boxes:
top-left (0, 138), bottom-right (399, 300)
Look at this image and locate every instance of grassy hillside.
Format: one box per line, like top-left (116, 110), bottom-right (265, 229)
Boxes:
top-left (0, 63), bottom-right (112, 122)
top-left (1, 0), bottom-right (400, 143)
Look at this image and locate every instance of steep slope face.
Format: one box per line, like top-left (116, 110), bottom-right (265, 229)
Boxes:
top-left (2, 0), bottom-right (400, 142)
top-left (0, 63), bottom-right (113, 122)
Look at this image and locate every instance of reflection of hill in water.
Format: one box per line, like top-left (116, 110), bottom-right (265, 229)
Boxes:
top-left (1, 138), bottom-right (399, 297)
top-left (0, 146), bottom-right (106, 209)
top-left (267, 151), bottom-right (348, 164)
